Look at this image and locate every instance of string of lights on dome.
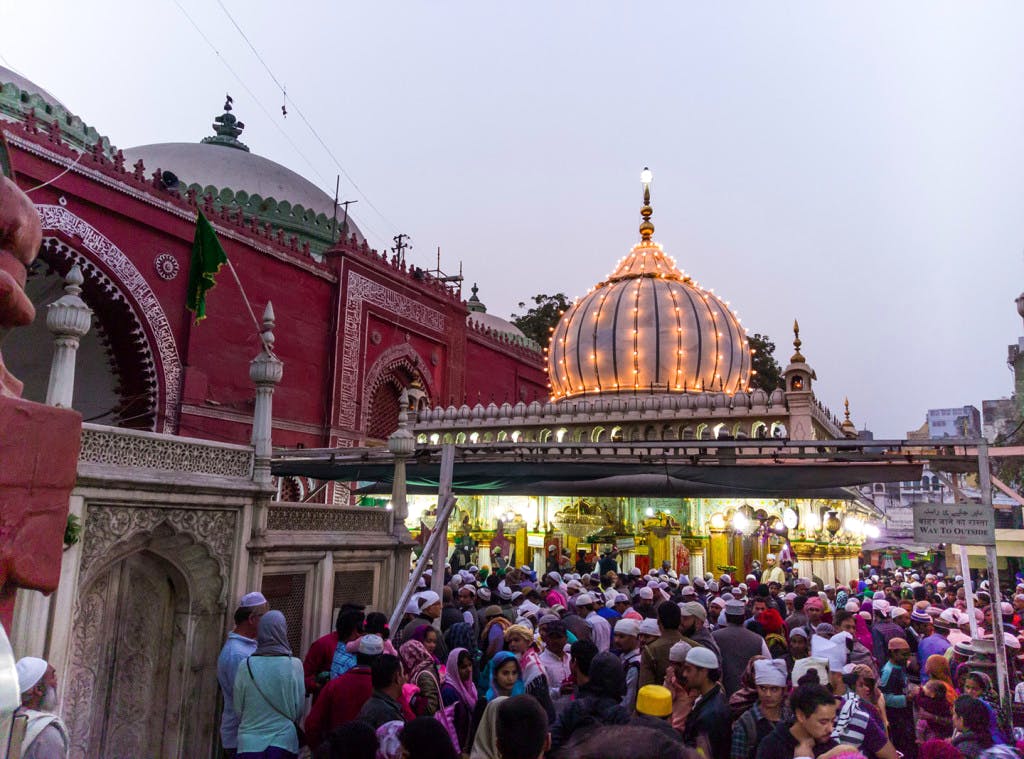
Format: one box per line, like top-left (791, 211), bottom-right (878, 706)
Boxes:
top-left (545, 168), bottom-right (753, 401)
top-left (212, 0), bottom-right (403, 240)
top-left (169, 0), bottom-right (394, 248)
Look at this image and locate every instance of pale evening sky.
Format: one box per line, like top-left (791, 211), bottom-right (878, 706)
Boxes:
top-left (4, 2), bottom-right (1024, 438)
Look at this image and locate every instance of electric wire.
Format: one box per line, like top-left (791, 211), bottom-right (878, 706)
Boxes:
top-left (169, 0), bottom-right (392, 247)
top-left (212, 0), bottom-right (402, 237)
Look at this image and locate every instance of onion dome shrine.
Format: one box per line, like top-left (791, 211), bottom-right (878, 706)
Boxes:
top-left (548, 168), bottom-right (751, 399)
top-left (410, 169), bottom-right (880, 586)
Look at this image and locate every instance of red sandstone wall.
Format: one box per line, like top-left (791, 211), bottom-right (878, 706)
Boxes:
top-left (8, 128), bottom-right (548, 453)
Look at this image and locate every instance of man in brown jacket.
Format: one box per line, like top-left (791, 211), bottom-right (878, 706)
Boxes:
top-left (638, 602), bottom-right (683, 687)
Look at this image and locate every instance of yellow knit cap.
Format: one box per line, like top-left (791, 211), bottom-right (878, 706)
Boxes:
top-left (635, 684), bottom-right (673, 718)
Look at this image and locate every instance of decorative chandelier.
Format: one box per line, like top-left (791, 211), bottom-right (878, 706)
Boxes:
top-left (552, 500), bottom-right (611, 539)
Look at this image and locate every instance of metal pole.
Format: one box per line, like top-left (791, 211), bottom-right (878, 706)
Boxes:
top-left (431, 445), bottom-right (456, 601)
top-left (389, 491), bottom-right (458, 633)
top-left (978, 440), bottom-right (1011, 724)
top-left (960, 545), bottom-right (980, 640)
top-left (941, 469), bottom-right (981, 640)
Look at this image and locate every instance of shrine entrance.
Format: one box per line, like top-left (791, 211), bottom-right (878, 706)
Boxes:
top-left (65, 519), bottom-right (226, 759)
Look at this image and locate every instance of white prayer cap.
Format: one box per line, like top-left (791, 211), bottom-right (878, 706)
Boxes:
top-left (575, 592), bottom-right (595, 606)
top-left (685, 647), bottom-right (719, 670)
top-left (358, 634), bottom-right (384, 655)
top-left (1004, 633), bottom-right (1021, 650)
top-left (767, 553), bottom-right (776, 560)
top-left (638, 618), bottom-right (661, 637)
top-left (630, 567), bottom-right (642, 577)
top-left (615, 619), bottom-right (640, 637)
top-left (405, 597), bottom-right (421, 614)
top-left (16, 657), bottom-right (47, 694)
top-left (417, 590), bottom-right (441, 609)
top-left (754, 658), bottom-right (788, 687)
top-left (239, 591), bottom-right (267, 608)
top-left (813, 634), bottom-right (849, 672)
top-left (792, 656), bottom-right (830, 686)
top-left (567, 580), bottom-right (583, 590)
top-left (890, 607), bottom-right (908, 620)
top-left (669, 640), bottom-right (692, 662)
top-left (845, 600), bottom-right (860, 612)
top-left (614, 593), bottom-right (630, 604)
top-left (477, 588), bottom-right (491, 601)
top-left (638, 587), bottom-right (654, 600)
top-left (548, 571), bottom-right (562, 583)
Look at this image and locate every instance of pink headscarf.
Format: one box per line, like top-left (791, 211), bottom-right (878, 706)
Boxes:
top-left (443, 647), bottom-right (477, 706)
top-left (545, 588), bottom-right (568, 608)
top-left (854, 613), bottom-right (873, 652)
top-left (399, 639), bottom-right (436, 683)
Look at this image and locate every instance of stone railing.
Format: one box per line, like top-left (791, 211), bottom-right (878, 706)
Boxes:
top-left (79, 423), bottom-right (254, 478)
top-left (415, 387), bottom-right (790, 428)
top-left (266, 502), bottom-right (392, 533)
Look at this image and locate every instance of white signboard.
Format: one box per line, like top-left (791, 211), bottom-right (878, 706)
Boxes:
top-left (527, 535), bottom-right (545, 548)
top-left (913, 502), bottom-right (995, 546)
top-left (886, 505), bottom-right (915, 534)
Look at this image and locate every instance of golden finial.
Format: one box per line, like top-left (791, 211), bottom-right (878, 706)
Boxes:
top-left (639, 167), bottom-right (654, 241)
top-left (841, 396), bottom-right (857, 436)
top-left (791, 319), bottom-right (805, 362)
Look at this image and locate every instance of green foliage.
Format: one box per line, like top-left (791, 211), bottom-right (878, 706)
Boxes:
top-left (748, 333), bottom-right (783, 392)
top-left (64, 513), bottom-right (82, 547)
top-left (511, 293), bottom-right (572, 349)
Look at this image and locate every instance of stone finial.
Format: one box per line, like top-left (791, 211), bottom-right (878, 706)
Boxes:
top-left (202, 95), bottom-right (250, 152)
top-left (388, 388), bottom-right (416, 457)
top-left (260, 301), bottom-right (276, 351)
top-left (46, 265), bottom-right (91, 339)
top-left (790, 319), bottom-right (805, 363)
top-left (45, 264), bottom-right (93, 408)
top-left (250, 301), bottom-right (283, 388)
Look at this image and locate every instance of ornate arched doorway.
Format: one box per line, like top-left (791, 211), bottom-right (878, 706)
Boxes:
top-left (65, 514), bottom-right (229, 758)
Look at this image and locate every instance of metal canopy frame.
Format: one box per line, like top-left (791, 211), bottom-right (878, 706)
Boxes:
top-left (271, 438), bottom-right (985, 499)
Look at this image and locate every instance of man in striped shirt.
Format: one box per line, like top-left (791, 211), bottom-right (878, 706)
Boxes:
top-left (832, 663), bottom-right (899, 759)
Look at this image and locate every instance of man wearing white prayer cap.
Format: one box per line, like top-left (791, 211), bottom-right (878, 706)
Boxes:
top-left (731, 658), bottom-right (789, 759)
top-left (15, 656), bottom-right (68, 758)
top-left (680, 646), bottom-right (730, 756)
top-left (218, 591), bottom-right (269, 754)
top-left (614, 618), bottom-right (642, 711)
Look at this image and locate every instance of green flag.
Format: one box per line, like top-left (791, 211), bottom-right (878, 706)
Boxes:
top-left (186, 211), bottom-right (227, 322)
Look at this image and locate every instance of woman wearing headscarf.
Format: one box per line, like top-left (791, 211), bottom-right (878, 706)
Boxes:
top-left (469, 695), bottom-right (507, 759)
top-left (504, 624), bottom-right (555, 721)
top-left (924, 655), bottom-right (957, 706)
top-left (440, 648), bottom-right (477, 755)
top-left (400, 639), bottom-right (442, 717)
top-left (952, 695), bottom-right (998, 758)
top-left (233, 610), bottom-right (306, 759)
top-left (727, 655), bottom-right (765, 722)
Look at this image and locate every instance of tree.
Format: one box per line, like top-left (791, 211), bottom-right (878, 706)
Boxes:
top-left (511, 293), bottom-right (572, 349)
top-left (748, 333), bottom-right (783, 392)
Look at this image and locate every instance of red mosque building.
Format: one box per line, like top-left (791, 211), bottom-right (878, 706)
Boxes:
top-left (1, 68), bottom-right (546, 493)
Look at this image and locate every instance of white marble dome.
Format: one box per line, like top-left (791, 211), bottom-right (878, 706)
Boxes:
top-left (548, 239), bottom-right (751, 399)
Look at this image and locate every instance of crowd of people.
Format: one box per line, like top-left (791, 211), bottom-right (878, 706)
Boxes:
top-left (7, 552), bottom-right (1024, 758)
top-left (193, 552), bottom-right (1024, 759)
